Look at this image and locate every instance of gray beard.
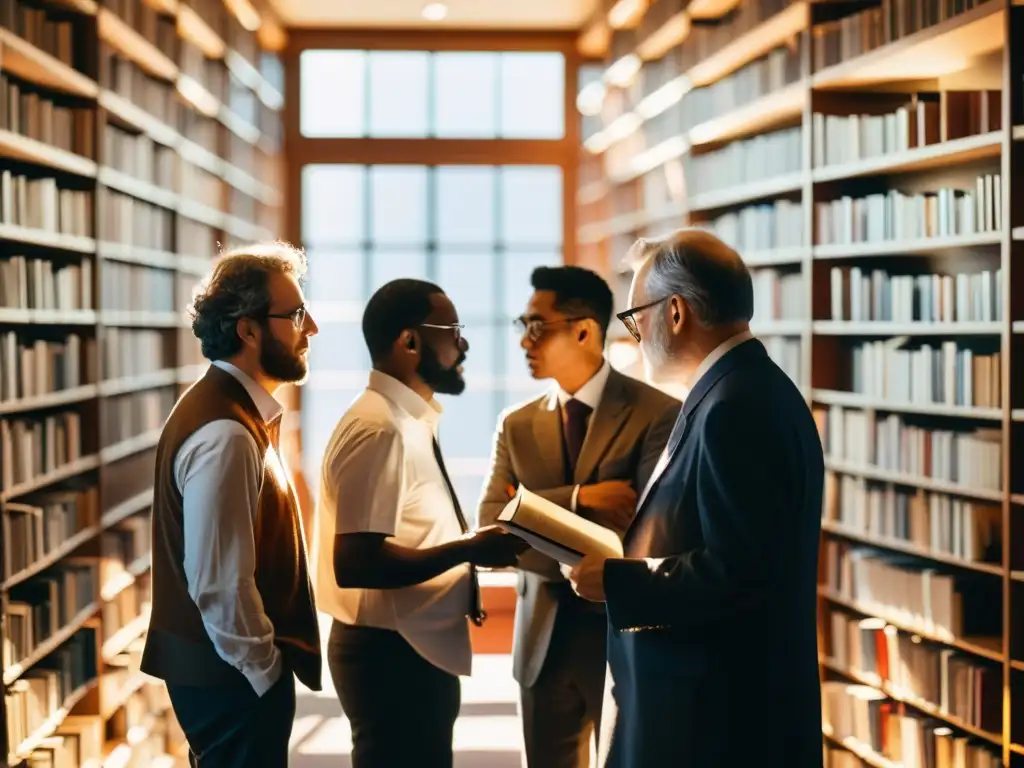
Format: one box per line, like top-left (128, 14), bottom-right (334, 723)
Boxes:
top-left (641, 315), bottom-right (673, 383)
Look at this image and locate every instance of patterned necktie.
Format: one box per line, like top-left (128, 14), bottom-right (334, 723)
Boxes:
top-left (431, 436), bottom-right (486, 626)
top-left (563, 398), bottom-right (593, 474)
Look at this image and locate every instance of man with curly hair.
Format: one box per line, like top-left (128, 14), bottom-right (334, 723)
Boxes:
top-left (140, 242), bottom-right (321, 768)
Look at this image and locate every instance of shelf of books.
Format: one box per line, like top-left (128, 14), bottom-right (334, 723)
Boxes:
top-left (0, 0), bottom-right (286, 764)
top-left (577, 0), bottom-right (1024, 764)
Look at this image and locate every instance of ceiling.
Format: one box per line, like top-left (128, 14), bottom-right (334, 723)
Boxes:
top-left (269, 0), bottom-right (599, 28)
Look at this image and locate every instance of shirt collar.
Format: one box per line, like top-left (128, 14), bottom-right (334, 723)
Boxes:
top-left (367, 370), bottom-right (443, 428)
top-left (555, 359), bottom-right (611, 410)
top-left (212, 360), bottom-right (285, 424)
top-left (688, 330), bottom-right (754, 390)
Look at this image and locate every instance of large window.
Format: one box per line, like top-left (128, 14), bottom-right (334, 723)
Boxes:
top-left (294, 42), bottom-right (572, 522)
top-left (298, 49), bottom-right (566, 139)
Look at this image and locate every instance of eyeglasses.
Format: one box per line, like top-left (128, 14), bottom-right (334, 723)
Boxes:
top-left (616, 297), bottom-right (669, 342)
top-left (513, 315), bottom-right (587, 342)
top-left (420, 322), bottom-right (465, 341)
top-left (265, 305), bottom-right (307, 329)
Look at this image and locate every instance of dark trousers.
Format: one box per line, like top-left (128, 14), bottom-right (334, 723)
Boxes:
top-left (521, 598), bottom-right (608, 768)
top-left (166, 668), bottom-right (296, 768)
top-left (327, 620), bottom-right (461, 768)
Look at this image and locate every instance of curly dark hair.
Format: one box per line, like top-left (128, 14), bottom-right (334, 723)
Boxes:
top-left (188, 242), bottom-right (308, 361)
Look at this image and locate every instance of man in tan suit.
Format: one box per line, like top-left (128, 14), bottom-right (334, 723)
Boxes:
top-left (478, 266), bottom-right (679, 768)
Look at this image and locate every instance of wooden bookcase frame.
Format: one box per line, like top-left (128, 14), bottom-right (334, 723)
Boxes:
top-left (576, 0), bottom-right (1024, 764)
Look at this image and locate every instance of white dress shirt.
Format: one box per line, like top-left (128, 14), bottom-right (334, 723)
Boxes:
top-left (310, 370), bottom-right (473, 677)
top-left (554, 359), bottom-right (611, 511)
top-left (174, 360), bottom-right (286, 697)
top-left (686, 330), bottom-right (754, 391)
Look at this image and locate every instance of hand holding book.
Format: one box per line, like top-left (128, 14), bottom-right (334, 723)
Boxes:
top-left (496, 485), bottom-right (624, 566)
top-left (577, 480), bottom-right (636, 534)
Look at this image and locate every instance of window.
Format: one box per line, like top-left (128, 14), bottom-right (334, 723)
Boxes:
top-left (299, 49), bottom-right (566, 140)
top-left (300, 164), bottom-right (564, 519)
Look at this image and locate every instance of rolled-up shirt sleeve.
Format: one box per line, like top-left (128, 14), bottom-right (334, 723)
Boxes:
top-left (175, 419), bottom-right (282, 697)
top-left (329, 425), bottom-right (406, 536)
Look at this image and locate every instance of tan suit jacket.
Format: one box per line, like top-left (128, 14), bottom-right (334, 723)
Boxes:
top-left (477, 367), bottom-right (679, 687)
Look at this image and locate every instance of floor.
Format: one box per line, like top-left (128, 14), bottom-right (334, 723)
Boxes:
top-left (288, 616), bottom-right (524, 768)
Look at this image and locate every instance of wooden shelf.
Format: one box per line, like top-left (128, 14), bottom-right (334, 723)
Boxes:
top-left (177, 4), bottom-right (226, 59)
top-left (97, 370), bottom-right (179, 397)
top-left (3, 602), bottom-right (99, 685)
top-left (812, 0), bottom-right (1004, 88)
top-left (689, 2), bottom-right (809, 88)
top-left (686, 172), bottom-right (804, 212)
top-left (813, 232), bottom-right (1003, 260)
top-left (744, 246), bottom-right (808, 267)
top-left (821, 589), bottom-right (1003, 662)
top-left (0, 308), bottom-right (97, 325)
top-left (821, 658), bottom-right (1002, 745)
top-left (177, 75), bottom-right (221, 118)
top-left (0, 130), bottom-right (97, 177)
top-left (689, 80), bottom-right (806, 147)
top-left (219, 105), bottom-right (261, 145)
top-left (636, 11), bottom-right (690, 61)
top-left (2, 524), bottom-right (101, 590)
top-left (0, 383), bottom-right (98, 417)
top-left (813, 320), bottom-right (1001, 335)
top-left (824, 458), bottom-right (1003, 503)
top-left (100, 490), bottom-right (153, 531)
top-left (178, 137), bottom-right (223, 176)
top-left (225, 50), bottom-right (283, 110)
top-left (822, 731), bottom-right (897, 768)
top-left (99, 429), bottom-right (163, 464)
top-left (812, 388), bottom-right (1003, 421)
top-left (98, 9), bottom-right (179, 82)
top-left (820, 520), bottom-right (1004, 577)
top-left (97, 241), bottom-right (179, 271)
top-left (0, 28), bottom-right (99, 97)
top-left (0, 455), bottom-right (100, 502)
top-left (100, 90), bottom-right (180, 148)
top-left (7, 679), bottom-right (98, 765)
top-left (749, 318), bottom-right (805, 335)
top-left (687, 0), bottom-right (742, 20)
top-left (98, 311), bottom-right (182, 328)
top-left (49, 0), bottom-right (98, 12)
top-left (98, 167), bottom-right (179, 210)
top-left (811, 131), bottom-right (1003, 183)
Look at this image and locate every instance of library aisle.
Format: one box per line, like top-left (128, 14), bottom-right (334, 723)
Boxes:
top-left (287, 617), bottom-right (523, 768)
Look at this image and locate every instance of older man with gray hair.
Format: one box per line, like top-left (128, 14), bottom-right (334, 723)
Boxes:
top-left (568, 227), bottom-right (825, 768)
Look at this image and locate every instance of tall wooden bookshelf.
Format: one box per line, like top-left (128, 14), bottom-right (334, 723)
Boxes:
top-left (0, 0), bottom-right (286, 764)
top-left (577, 0), bottom-right (1024, 764)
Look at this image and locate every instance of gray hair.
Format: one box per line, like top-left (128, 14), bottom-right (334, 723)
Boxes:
top-left (189, 241), bottom-right (308, 360)
top-left (627, 228), bottom-right (753, 325)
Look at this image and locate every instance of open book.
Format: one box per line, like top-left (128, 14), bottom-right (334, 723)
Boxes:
top-left (497, 486), bottom-right (623, 566)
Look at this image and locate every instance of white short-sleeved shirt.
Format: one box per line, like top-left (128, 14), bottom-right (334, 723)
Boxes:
top-left (310, 370), bottom-right (473, 677)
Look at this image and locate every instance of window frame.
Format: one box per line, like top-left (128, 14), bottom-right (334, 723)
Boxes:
top-left (283, 29), bottom-right (580, 513)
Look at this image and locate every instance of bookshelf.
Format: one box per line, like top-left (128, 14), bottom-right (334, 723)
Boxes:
top-left (577, 0), bottom-right (1024, 764)
top-left (0, 0), bottom-right (287, 764)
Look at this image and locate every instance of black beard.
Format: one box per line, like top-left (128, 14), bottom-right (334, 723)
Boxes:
top-left (418, 343), bottom-right (465, 396)
top-left (260, 333), bottom-right (308, 384)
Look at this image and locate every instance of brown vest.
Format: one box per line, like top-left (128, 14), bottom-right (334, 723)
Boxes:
top-left (140, 365), bottom-right (322, 691)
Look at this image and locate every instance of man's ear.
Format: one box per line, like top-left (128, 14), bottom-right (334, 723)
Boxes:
top-left (400, 329), bottom-right (418, 353)
top-left (236, 317), bottom-right (260, 349)
top-left (669, 296), bottom-right (686, 332)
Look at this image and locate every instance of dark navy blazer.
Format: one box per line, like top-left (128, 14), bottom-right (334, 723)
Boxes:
top-left (598, 338), bottom-right (825, 768)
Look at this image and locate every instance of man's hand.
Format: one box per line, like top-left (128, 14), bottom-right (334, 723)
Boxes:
top-left (568, 553), bottom-right (608, 602)
top-left (460, 526), bottom-right (529, 568)
top-left (577, 480), bottom-right (637, 534)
